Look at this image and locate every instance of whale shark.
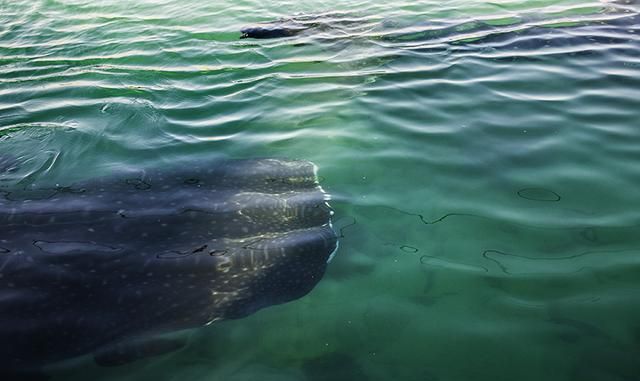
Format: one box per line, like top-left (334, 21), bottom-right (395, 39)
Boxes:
top-left (0, 158), bottom-right (337, 378)
top-left (239, 1), bottom-right (639, 51)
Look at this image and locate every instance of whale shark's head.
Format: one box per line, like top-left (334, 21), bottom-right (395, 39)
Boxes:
top-left (192, 160), bottom-right (337, 320)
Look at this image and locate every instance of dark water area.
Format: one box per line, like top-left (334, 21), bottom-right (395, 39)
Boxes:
top-left (2, 0), bottom-right (640, 380)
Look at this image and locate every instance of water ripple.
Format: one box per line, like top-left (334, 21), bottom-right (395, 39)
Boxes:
top-left (2, 1), bottom-right (640, 378)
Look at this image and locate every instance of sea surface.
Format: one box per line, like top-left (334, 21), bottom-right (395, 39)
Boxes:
top-left (2, 0), bottom-right (640, 380)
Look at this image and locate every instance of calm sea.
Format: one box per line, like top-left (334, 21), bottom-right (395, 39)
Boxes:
top-left (1, 0), bottom-right (640, 380)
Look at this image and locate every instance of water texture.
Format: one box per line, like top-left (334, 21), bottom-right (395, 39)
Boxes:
top-left (1, 0), bottom-right (640, 380)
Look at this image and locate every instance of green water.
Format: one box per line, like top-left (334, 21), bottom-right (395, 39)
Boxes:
top-left (2, 0), bottom-right (640, 380)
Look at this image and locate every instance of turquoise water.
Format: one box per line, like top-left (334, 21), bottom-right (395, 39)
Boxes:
top-left (2, 0), bottom-right (640, 380)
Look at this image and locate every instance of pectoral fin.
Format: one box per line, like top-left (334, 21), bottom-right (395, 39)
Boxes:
top-left (94, 335), bottom-right (188, 367)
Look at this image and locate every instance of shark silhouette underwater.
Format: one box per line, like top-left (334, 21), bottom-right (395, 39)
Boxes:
top-left (239, 1), bottom-right (639, 51)
top-left (0, 157), bottom-right (337, 379)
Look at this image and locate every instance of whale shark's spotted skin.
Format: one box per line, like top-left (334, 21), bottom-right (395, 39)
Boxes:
top-left (0, 158), bottom-right (337, 376)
